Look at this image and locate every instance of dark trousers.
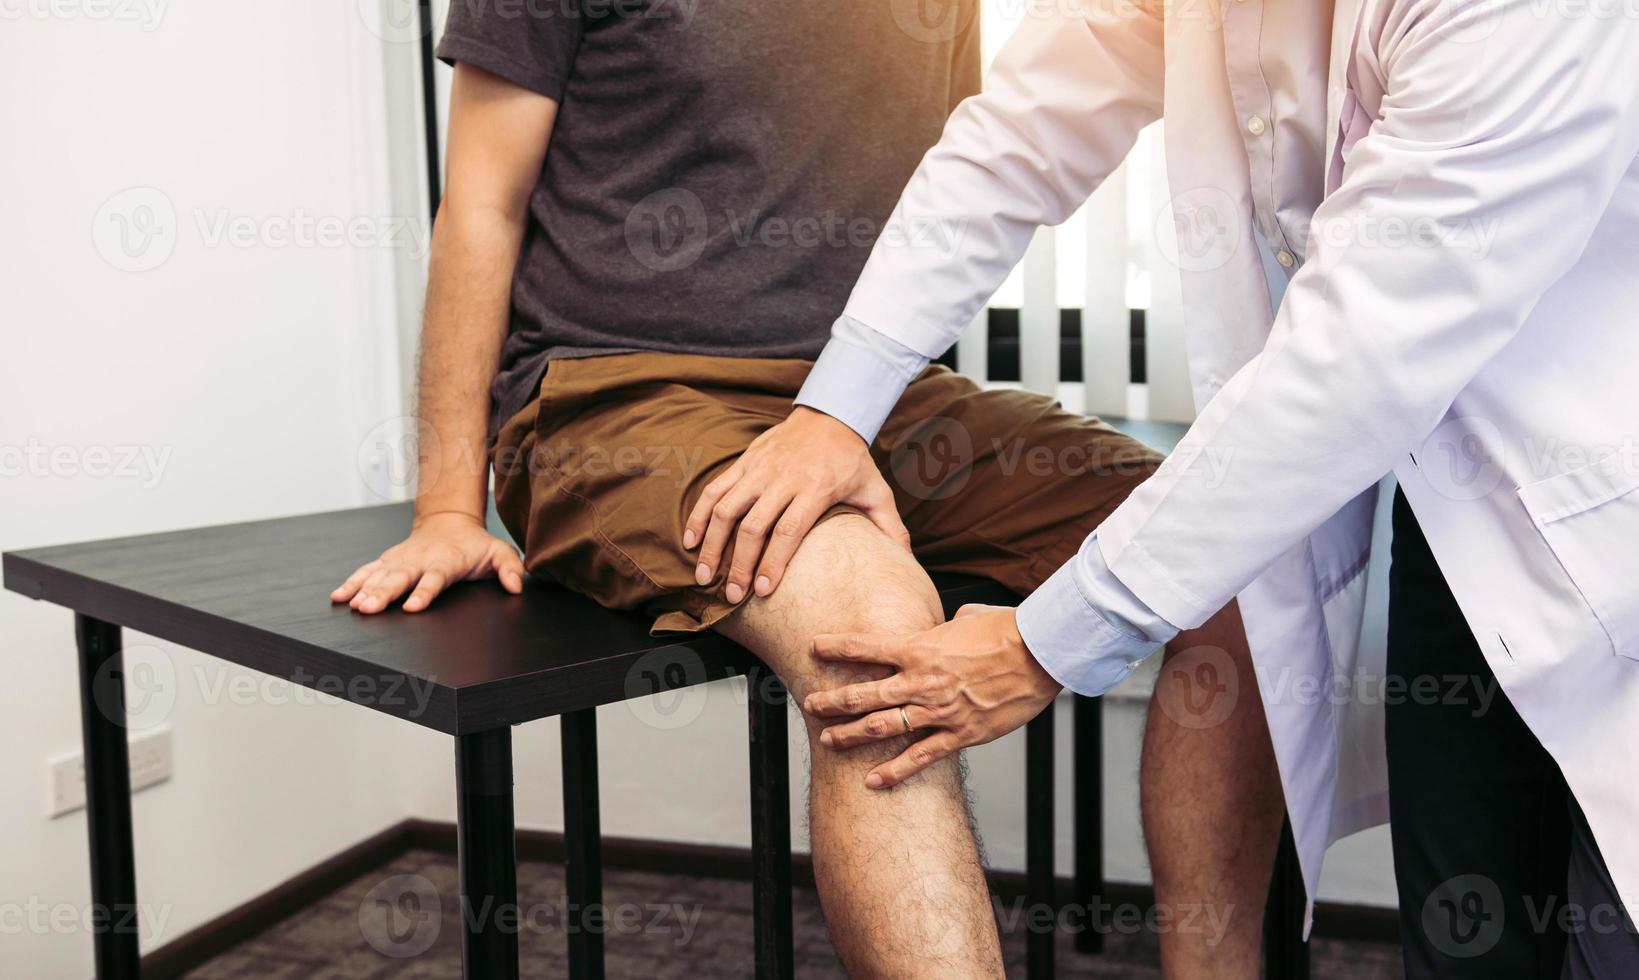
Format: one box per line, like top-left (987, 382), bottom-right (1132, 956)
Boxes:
top-left (1386, 489), bottom-right (1636, 978)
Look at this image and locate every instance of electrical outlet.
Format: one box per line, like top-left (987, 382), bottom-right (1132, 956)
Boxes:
top-left (46, 726), bottom-right (173, 818)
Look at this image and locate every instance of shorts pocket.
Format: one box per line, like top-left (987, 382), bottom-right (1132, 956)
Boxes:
top-left (1516, 451), bottom-right (1639, 661)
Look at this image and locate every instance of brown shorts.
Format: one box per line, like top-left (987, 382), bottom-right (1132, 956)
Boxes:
top-left (491, 352), bottom-right (1163, 633)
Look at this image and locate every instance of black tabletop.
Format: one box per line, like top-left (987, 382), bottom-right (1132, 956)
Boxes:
top-left (2, 503), bottom-right (1014, 734)
top-left (2, 419), bottom-right (1180, 735)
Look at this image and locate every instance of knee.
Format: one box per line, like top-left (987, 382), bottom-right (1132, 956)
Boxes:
top-left (805, 517), bottom-right (943, 636)
top-left (777, 517), bottom-right (943, 695)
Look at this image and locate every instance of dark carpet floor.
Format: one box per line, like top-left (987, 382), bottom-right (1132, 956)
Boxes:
top-left (184, 849), bottom-right (1405, 978)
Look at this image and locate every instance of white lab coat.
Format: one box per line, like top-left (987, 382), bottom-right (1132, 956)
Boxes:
top-left (842, 0), bottom-right (1639, 926)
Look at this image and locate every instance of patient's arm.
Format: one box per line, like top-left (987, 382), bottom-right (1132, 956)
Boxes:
top-left (332, 64), bottom-right (557, 615)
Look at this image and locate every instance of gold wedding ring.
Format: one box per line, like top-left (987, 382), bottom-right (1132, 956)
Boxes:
top-left (899, 706), bottom-right (914, 735)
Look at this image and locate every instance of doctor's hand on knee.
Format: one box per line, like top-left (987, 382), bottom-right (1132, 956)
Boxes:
top-left (804, 604), bottom-right (1062, 789)
top-left (683, 406), bottom-right (911, 604)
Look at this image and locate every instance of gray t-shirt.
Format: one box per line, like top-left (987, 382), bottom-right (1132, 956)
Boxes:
top-left (436, 0), bottom-right (981, 437)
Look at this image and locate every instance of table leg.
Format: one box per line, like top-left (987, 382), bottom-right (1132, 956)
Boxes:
top-left (561, 708), bottom-right (605, 980)
top-left (75, 614), bottom-right (140, 980)
top-left (1025, 703), bottom-right (1056, 979)
top-left (455, 726), bottom-right (519, 980)
top-left (747, 665), bottom-right (794, 980)
top-left (1073, 694), bottom-right (1105, 955)
top-left (1263, 818), bottom-right (1310, 980)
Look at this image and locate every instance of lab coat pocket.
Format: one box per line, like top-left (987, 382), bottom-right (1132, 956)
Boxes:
top-left (1516, 452), bottom-right (1639, 661)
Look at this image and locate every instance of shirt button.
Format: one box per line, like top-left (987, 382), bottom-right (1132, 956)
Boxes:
top-left (1247, 115), bottom-right (1268, 137)
top-left (1276, 249), bottom-right (1296, 268)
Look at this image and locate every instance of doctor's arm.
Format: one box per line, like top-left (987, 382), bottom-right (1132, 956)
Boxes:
top-left (682, 0), bottom-right (1168, 601)
top-left (1081, 0), bottom-right (1639, 636)
top-left (807, 0), bottom-right (1639, 784)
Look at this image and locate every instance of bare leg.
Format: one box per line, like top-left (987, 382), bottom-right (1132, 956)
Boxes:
top-left (1141, 600), bottom-right (1284, 978)
top-left (719, 514), bottom-right (1004, 978)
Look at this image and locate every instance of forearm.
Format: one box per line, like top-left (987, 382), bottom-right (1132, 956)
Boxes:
top-left (841, 0), bottom-right (1163, 358)
top-left (412, 203), bottom-right (526, 523)
top-left (801, 0), bottom-right (1163, 432)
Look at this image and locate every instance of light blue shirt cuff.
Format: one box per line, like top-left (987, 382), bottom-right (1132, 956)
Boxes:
top-left (794, 315), bottom-right (929, 444)
top-left (1016, 535), bottom-right (1179, 697)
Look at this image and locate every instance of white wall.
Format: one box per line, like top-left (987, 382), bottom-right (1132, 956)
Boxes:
top-left (0, 2), bottom-right (446, 976)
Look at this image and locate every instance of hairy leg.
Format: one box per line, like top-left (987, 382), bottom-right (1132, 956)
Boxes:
top-left (1141, 600), bottom-right (1284, 979)
top-left (718, 513), bottom-right (1004, 978)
